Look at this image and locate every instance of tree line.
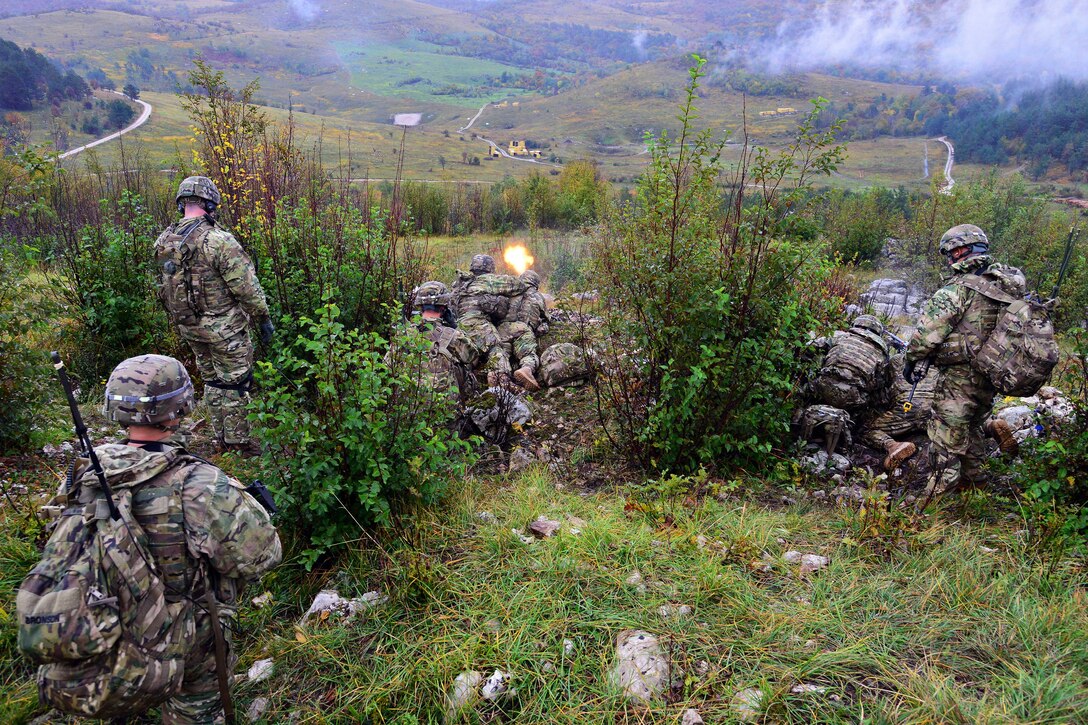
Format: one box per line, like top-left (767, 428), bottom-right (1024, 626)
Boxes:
top-left (0, 37), bottom-right (89, 111)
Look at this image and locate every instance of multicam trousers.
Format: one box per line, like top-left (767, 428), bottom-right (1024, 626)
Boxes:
top-left (459, 311), bottom-right (510, 375)
top-left (925, 364), bottom-right (995, 494)
top-left (496, 320), bottom-right (540, 373)
top-left (162, 609), bottom-right (235, 724)
top-left (184, 329), bottom-right (254, 445)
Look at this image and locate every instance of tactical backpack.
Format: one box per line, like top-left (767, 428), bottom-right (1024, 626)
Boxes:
top-left (17, 453), bottom-right (197, 719)
top-left (811, 331), bottom-right (891, 411)
top-left (539, 343), bottom-right (590, 388)
top-left (956, 276), bottom-right (1060, 396)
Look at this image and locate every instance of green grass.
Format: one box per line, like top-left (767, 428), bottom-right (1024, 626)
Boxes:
top-left (332, 40), bottom-right (533, 108)
top-left (203, 467), bottom-right (1088, 723)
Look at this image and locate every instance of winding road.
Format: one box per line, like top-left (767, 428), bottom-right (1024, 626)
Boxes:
top-left (934, 135), bottom-right (955, 193)
top-left (456, 100), bottom-right (561, 168)
top-left (58, 90), bottom-right (152, 160)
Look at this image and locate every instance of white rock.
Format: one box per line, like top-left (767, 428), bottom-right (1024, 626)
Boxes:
top-left (563, 638), bottom-right (576, 657)
top-left (610, 630), bottom-right (669, 706)
top-left (480, 669), bottom-right (514, 701)
top-left (511, 528), bottom-right (535, 544)
top-left (625, 570), bottom-right (647, 594)
top-left (658, 603), bottom-right (693, 620)
top-left (477, 511), bottom-right (498, 524)
top-left (731, 687), bottom-right (765, 722)
top-left (445, 670), bottom-right (482, 719)
top-left (997, 405), bottom-right (1035, 432)
top-left (299, 589), bottom-right (388, 625)
top-left (251, 591), bottom-right (273, 609)
top-left (783, 550), bottom-right (803, 564)
top-left (681, 708), bottom-right (705, 725)
top-left (542, 660), bottom-right (555, 672)
top-left (247, 658), bottom-right (274, 683)
top-left (800, 554), bottom-right (829, 573)
top-left (791, 683), bottom-right (829, 695)
top-left (246, 696), bottom-right (271, 722)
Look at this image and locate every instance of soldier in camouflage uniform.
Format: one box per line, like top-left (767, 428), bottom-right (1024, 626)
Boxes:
top-left (154, 177), bottom-right (274, 450)
top-left (454, 255), bottom-right (527, 386)
top-left (60, 355), bottom-right (280, 722)
top-left (858, 355), bottom-right (937, 470)
top-left (905, 224), bottom-right (1027, 495)
top-left (396, 281), bottom-right (481, 400)
top-left (497, 269), bottom-right (550, 391)
top-left (810, 314), bottom-right (894, 413)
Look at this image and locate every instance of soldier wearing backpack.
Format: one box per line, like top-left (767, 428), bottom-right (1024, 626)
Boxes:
top-left (155, 176), bottom-right (274, 452)
top-left (905, 224), bottom-right (1032, 496)
top-left (18, 355), bottom-right (281, 722)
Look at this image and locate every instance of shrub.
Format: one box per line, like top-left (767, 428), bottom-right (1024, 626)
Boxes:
top-left (0, 244), bottom-right (55, 453)
top-left (1004, 330), bottom-right (1088, 557)
top-left (47, 189), bottom-right (177, 387)
top-left (589, 56), bottom-right (845, 474)
top-left (250, 304), bottom-right (474, 568)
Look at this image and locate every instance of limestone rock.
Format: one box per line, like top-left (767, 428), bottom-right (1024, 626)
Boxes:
top-left (300, 589), bottom-right (388, 625)
top-left (731, 687), bottom-right (765, 722)
top-left (251, 591), bottom-right (273, 609)
top-left (681, 708), bottom-right (705, 725)
top-left (480, 669), bottom-right (515, 701)
top-left (610, 630), bottom-right (669, 706)
top-left (445, 670), bottom-right (483, 719)
top-left (625, 570), bottom-right (647, 594)
top-left (246, 696), bottom-right (271, 722)
top-left (508, 446), bottom-right (536, 473)
top-left (247, 658), bottom-right (274, 683)
top-left (477, 510), bottom-right (498, 525)
top-left (658, 603), bottom-right (693, 620)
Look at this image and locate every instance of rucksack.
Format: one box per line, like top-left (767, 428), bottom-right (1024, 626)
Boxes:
top-left (539, 343), bottom-right (590, 388)
top-left (17, 453), bottom-right (196, 719)
top-left (956, 276), bottom-right (1059, 396)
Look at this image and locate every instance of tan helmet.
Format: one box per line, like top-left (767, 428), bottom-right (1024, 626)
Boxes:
top-left (104, 354), bottom-right (195, 427)
top-left (175, 175), bottom-right (221, 207)
top-left (939, 224), bottom-right (988, 257)
top-left (851, 314), bottom-right (884, 336)
top-left (470, 254), bottom-right (495, 275)
top-left (520, 270), bottom-right (541, 288)
top-left (412, 280), bottom-right (451, 309)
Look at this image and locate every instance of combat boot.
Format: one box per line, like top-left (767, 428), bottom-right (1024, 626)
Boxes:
top-left (882, 440), bottom-right (917, 471)
top-left (985, 418), bottom-right (1019, 456)
top-left (513, 366), bottom-right (540, 392)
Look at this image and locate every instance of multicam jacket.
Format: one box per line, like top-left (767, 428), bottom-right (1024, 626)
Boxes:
top-left (810, 327), bottom-right (892, 411)
top-left (458, 273), bottom-right (526, 323)
top-left (62, 443), bottom-right (281, 606)
top-left (906, 258), bottom-right (1027, 367)
top-left (154, 217), bottom-right (271, 344)
top-left (507, 287), bottom-right (549, 333)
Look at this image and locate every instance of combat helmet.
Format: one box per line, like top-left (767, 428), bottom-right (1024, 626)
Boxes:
top-left (175, 175), bottom-right (221, 210)
top-left (412, 280), bottom-right (451, 309)
top-left (520, 270), bottom-right (541, 288)
top-left (104, 354), bottom-right (195, 427)
top-left (470, 254), bottom-right (495, 275)
top-left (939, 224), bottom-right (988, 258)
top-left (850, 314), bottom-right (885, 336)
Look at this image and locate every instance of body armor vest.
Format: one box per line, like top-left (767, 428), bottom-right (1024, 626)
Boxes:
top-left (935, 271), bottom-right (1013, 366)
top-left (155, 218), bottom-right (236, 328)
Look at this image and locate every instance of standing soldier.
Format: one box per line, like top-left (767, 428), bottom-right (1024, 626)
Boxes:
top-left (905, 224), bottom-right (1026, 496)
top-left (497, 269), bottom-right (549, 391)
top-left (155, 176), bottom-right (274, 451)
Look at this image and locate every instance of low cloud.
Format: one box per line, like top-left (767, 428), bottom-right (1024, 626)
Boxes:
top-left (632, 29), bottom-right (649, 59)
top-left (288, 0), bottom-right (320, 22)
top-left (762, 0), bottom-right (1088, 83)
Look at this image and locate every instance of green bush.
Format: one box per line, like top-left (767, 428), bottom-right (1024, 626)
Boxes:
top-left (0, 245), bottom-right (55, 453)
top-left (249, 304), bottom-right (474, 568)
top-left (1005, 330), bottom-right (1088, 556)
top-left (48, 190), bottom-right (177, 387)
top-left (589, 56), bottom-right (845, 474)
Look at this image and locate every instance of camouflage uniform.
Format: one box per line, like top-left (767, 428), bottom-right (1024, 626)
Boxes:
top-left (31, 355), bottom-right (279, 723)
top-left (456, 273), bottom-right (526, 375)
top-left (498, 271), bottom-right (549, 376)
top-left (809, 315), bottom-right (893, 415)
top-left (859, 355), bottom-right (937, 448)
top-left (538, 342), bottom-right (590, 388)
top-left (155, 215), bottom-right (270, 445)
top-left (906, 254), bottom-right (1026, 493)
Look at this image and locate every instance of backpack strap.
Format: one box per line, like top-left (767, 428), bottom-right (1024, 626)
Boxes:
top-left (954, 275), bottom-right (1018, 305)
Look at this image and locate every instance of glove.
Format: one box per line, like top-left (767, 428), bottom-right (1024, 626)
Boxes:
top-left (903, 359), bottom-right (917, 384)
top-left (259, 319), bottom-right (275, 344)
